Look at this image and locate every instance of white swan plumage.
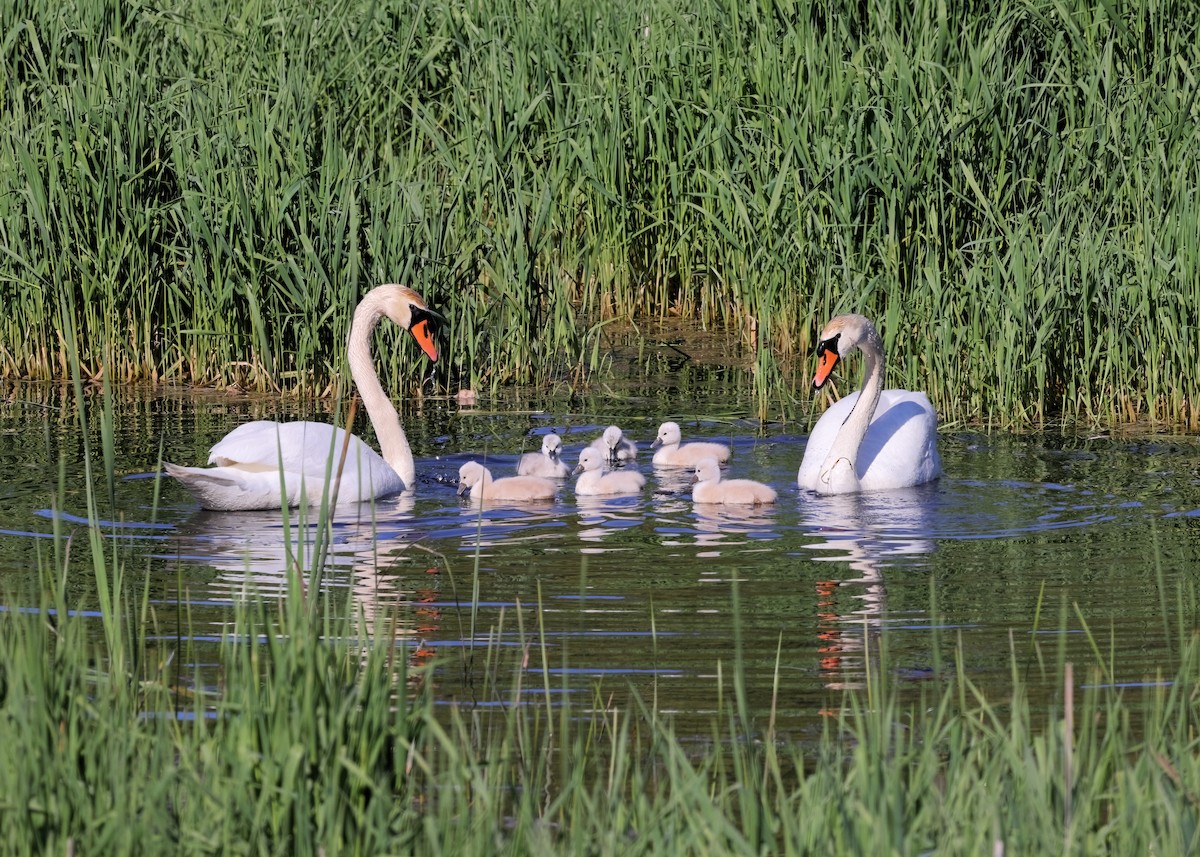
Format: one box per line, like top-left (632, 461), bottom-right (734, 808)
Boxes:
top-left (797, 314), bottom-right (940, 494)
top-left (517, 433), bottom-right (571, 478)
top-left (651, 421), bottom-right (731, 467)
top-left (572, 448), bottom-right (646, 496)
top-left (457, 461), bottom-right (557, 503)
top-left (691, 458), bottom-right (776, 506)
top-left (164, 284), bottom-right (442, 510)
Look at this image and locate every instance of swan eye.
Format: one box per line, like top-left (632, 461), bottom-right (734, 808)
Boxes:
top-left (815, 332), bottom-right (840, 357)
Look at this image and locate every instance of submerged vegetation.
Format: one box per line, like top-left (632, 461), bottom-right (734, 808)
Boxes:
top-left (1, 0), bottom-right (1198, 425)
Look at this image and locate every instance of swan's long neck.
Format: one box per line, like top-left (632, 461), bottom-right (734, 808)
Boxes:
top-left (347, 292), bottom-right (414, 487)
top-left (820, 328), bottom-right (884, 485)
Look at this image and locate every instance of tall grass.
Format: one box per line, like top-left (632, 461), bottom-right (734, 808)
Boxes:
top-left (1, 0), bottom-right (1197, 425)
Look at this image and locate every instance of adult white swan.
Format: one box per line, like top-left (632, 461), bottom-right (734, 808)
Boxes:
top-left (164, 284), bottom-right (443, 510)
top-left (797, 314), bottom-right (940, 494)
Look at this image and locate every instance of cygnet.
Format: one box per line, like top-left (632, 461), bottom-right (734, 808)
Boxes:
top-left (588, 425), bottom-right (637, 462)
top-left (691, 458), bottom-right (776, 506)
top-left (517, 433), bottom-right (571, 478)
top-left (572, 448), bottom-right (646, 496)
top-left (458, 461), bottom-right (557, 503)
top-left (651, 421), bottom-right (731, 467)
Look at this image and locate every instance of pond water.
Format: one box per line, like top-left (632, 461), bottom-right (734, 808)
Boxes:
top-left (2, 376), bottom-right (1199, 740)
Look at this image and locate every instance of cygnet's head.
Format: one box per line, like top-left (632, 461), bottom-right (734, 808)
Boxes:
top-left (457, 461), bottom-right (490, 496)
top-left (573, 447), bottom-right (605, 476)
top-left (653, 421), bottom-right (682, 449)
top-left (542, 433), bottom-right (564, 460)
top-left (691, 457), bottom-right (722, 485)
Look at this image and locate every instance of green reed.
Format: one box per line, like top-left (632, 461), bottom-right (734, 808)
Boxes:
top-left (2, 0), bottom-right (1197, 425)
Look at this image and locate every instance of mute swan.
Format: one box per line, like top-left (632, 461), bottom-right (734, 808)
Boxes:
top-left (457, 461), bottom-right (557, 503)
top-left (691, 458), bottom-right (776, 506)
top-left (797, 314), bottom-right (941, 494)
top-left (517, 433), bottom-right (571, 478)
top-left (588, 425), bottom-right (637, 462)
top-left (164, 284), bottom-right (442, 511)
top-left (572, 448), bottom-right (647, 496)
top-left (651, 421), bottom-right (731, 467)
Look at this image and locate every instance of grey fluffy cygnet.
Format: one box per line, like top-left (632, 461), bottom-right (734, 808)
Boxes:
top-left (517, 433), bottom-right (571, 478)
top-left (588, 425), bottom-right (637, 462)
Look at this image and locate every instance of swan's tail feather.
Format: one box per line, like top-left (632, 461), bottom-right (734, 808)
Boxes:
top-left (163, 462), bottom-right (286, 511)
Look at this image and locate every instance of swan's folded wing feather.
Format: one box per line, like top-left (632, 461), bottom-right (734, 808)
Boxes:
top-left (163, 461), bottom-right (238, 488)
top-left (163, 461), bottom-right (300, 511)
top-left (855, 392), bottom-right (941, 488)
top-left (207, 421), bottom-right (357, 478)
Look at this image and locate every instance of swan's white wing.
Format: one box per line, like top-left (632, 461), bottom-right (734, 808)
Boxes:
top-left (163, 461), bottom-right (303, 510)
top-left (856, 391), bottom-right (941, 491)
top-left (189, 420), bottom-right (404, 508)
top-left (799, 390), bottom-right (940, 492)
top-left (209, 421), bottom-right (375, 478)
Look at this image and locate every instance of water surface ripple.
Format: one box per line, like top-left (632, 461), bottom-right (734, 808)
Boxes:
top-left (2, 392), bottom-right (1198, 735)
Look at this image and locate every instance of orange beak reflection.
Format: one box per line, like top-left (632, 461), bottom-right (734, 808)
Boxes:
top-left (410, 318), bottom-right (439, 362)
top-left (813, 348), bottom-right (839, 389)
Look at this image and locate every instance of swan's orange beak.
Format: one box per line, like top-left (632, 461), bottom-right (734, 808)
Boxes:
top-left (813, 347), bottom-right (839, 389)
top-left (410, 318), bottom-right (439, 362)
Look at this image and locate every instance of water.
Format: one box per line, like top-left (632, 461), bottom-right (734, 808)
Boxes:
top-left (2, 382), bottom-right (1199, 738)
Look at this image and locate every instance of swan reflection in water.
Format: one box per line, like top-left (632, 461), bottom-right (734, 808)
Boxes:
top-left (168, 493), bottom-right (442, 663)
top-left (801, 488), bottom-right (937, 693)
top-left (687, 501), bottom-right (779, 558)
top-left (651, 464), bottom-right (696, 496)
top-left (575, 494), bottom-right (646, 551)
top-left (645, 497), bottom-right (780, 559)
